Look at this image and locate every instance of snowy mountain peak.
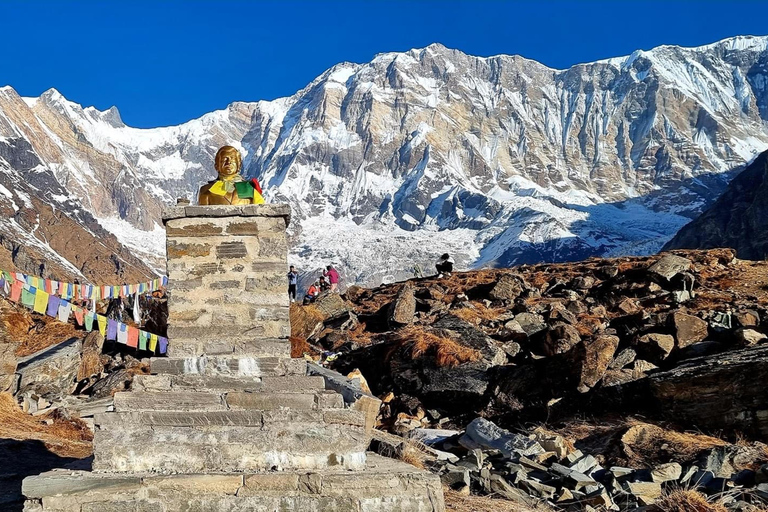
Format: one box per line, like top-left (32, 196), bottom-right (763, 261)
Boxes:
top-left (0, 35), bottom-right (768, 286)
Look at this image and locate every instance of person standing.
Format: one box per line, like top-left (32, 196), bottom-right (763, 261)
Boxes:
top-left (323, 265), bottom-right (340, 292)
top-left (287, 265), bottom-right (298, 303)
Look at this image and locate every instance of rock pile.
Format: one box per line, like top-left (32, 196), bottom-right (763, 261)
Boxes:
top-left (415, 418), bottom-right (768, 510)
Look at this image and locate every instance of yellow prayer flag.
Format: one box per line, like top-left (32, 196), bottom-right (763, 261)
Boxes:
top-left (253, 191), bottom-right (265, 205)
top-left (97, 315), bottom-right (107, 336)
top-left (33, 289), bottom-right (49, 314)
top-left (149, 333), bottom-right (158, 352)
top-left (209, 180), bottom-right (227, 196)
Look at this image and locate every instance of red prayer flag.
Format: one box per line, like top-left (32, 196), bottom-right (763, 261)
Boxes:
top-left (250, 178), bottom-right (263, 195)
top-left (10, 280), bottom-right (22, 302)
top-left (127, 326), bottom-right (139, 348)
top-left (73, 307), bottom-right (84, 326)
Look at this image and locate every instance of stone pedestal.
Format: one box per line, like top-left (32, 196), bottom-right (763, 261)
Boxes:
top-left (23, 204), bottom-right (444, 511)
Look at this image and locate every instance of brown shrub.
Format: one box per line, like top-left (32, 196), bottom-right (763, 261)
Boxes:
top-left (622, 421), bottom-right (727, 467)
top-left (451, 303), bottom-right (506, 325)
top-left (391, 326), bottom-right (481, 368)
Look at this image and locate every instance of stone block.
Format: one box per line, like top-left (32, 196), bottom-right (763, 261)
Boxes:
top-left (96, 411), bottom-right (264, 427)
top-left (166, 241), bottom-right (212, 259)
top-left (113, 391), bottom-right (226, 412)
top-left (150, 356), bottom-right (305, 377)
top-left (226, 392), bottom-right (317, 410)
top-left (165, 222), bottom-right (223, 237)
top-left (225, 219), bottom-right (260, 236)
top-left (215, 241), bottom-right (248, 259)
top-left (147, 474), bottom-right (243, 494)
top-left (22, 472), bottom-right (143, 498)
top-left (241, 473), bottom-right (299, 495)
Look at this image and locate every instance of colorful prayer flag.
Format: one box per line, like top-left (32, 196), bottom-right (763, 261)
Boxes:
top-left (84, 313), bottom-right (94, 332)
top-left (149, 333), bottom-right (158, 352)
top-left (117, 323), bottom-right (128, 344)
top-left (58, 300), bottom-right (71, 323)
top-left (158, 336), bottom-right (168, 355)
top-left (33, 289), bottom-right (49, 314)
top-left (127, 326), bottom-right (139, 348)
top-left (74, 306), bottom-right (84, 326)
top-left (97, 315), bottom-right (107, 336)
top-left (21, 287), bottom-right (35, 308)
top-left (46, 295), bottom-right (60, 317)
top-left (10, 280), bottom-right (22, 302)
top-left (138, 330), bottom-right (148, 350)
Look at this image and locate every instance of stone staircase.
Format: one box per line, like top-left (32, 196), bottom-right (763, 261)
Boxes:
top-left (22, 205), bottom-right (444, 511)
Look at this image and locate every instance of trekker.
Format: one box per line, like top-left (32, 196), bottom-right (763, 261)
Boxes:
top-left (323, 265), bottom-right (340, 292)
top-left (435, 253), bottom-right (454, 277)
top-left (287, 265), bottom-right (298, 303)
top-left (303, 280), bottom-right (320, 305)
top-left (318, 275), bottom-right (330, 292)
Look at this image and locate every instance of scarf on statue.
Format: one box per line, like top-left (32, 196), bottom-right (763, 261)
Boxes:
top-left (208, 176), bottom-right (265, 204)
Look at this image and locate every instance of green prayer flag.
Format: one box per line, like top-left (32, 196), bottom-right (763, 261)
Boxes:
top-left (21, 287), bottom-right (35, 308)
top-left (138, 331), bottom-right (148, 351)
top-left (234, 181), bottom-right (254, 199)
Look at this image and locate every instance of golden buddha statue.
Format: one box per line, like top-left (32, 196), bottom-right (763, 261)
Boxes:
top-left (198, 145), bottom-right (265, 205)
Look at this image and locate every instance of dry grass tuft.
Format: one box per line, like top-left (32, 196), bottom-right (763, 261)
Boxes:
top-left (290, 336), bottom-right (319, 358)
top-left (451, 303), bottom-right (507, 325)
top-left (392, 326), bottom-right (481, 368)
top-left (0, 393), bottom-right (92, 459)
top-left (622, 421), bottom-right (727, 466)
top-left (397, 444), bottom-right (426, 470)
top-left (444, 489), bottom-right (552, 512)
top-left (650, 489), bottom-right (728, 512)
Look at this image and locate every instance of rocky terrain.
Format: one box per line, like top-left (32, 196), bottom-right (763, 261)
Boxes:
top-left (1, 35), bottom-right (768, 284)
top-left (2, 248), bottom-right (768, 510)
top-left (665, 148), bottom-right (768, 260)
top-left (291, 248), bottom-right (768, 510)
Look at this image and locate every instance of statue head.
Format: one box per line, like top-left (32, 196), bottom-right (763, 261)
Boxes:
top-left (214, 146), bottom-right (242, 180)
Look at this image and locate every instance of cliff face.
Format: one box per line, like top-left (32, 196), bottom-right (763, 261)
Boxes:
top-left (664, 150), bottom-right (768, 259)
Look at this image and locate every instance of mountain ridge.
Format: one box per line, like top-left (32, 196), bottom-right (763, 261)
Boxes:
top-left (0, 34), bottom-right (767, 285)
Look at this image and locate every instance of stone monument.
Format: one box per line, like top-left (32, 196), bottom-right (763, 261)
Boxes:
top-left (22, 153), bottom-right (444, 510)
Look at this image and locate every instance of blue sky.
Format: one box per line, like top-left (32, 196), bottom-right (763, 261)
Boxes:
top-left (2, 1), bottom-right (766, 128)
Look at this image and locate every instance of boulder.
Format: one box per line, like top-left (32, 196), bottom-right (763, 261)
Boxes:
top-left (670, 311), bottom-right (708, 348)
top-left (735, 328), bottom-right (767, 346)
top-left (0, 342), bottom-right (19, 393)
top-left (389, 282), bottom-right (416, 326)
top-left (77, 331), bottom-right (105, 382)
top-left (575, 334), bottom-right (619, 392)
top-left (489, 274), bottom-right (526, 301)
top-left (651, 462), bottom-right (682, 483)
top-left (542, 323), bottom-right (582, 356)
top-left (464, 417), bottom-right (544, 458)
top-left (648, 254), bottom-right (692, 281)
top-left (734, 310), bottom-right (760, 328)
top-left (635, 333), bottom-right (675, 360)
top-left (649, 345), bottom-right (768, 437)
top-left (515, 312), bottom-right (547, 337)
top-left (15, 337), bottom-right (83, 400)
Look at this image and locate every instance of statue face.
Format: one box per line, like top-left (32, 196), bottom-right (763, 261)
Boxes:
top-left (215, 146), bottom-right (242, 179)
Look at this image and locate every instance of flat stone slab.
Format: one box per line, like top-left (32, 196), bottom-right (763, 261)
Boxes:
top-left (133, 374), bottom-right (326, 393)
top-left (150, 356), bottom-right (306, 377)
top-left (24, 454), bottom-right (444, 512)
top-left (162, 204), bottom-right (291, 223)
top-left (111, 390), bottom-right (340, 413)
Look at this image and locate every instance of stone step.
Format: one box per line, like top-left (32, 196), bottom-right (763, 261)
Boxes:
top-left (133, 374), bottom-right (326, 393)
top-left (166, 337), bottom-right (291, 359)
top-left (23, 454), bottom-right (445, 512)
top-left (150, 356), bottom-right (306, 377)
top-left (112, 390), bottom-right (343, 412)
top-left (91, 421), bottom-right (369, 473)
top-left (94, 409), bottom-right (366, 428)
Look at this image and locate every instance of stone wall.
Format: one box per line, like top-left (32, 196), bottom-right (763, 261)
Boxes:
top-left (162, 205), bottom-right (291, 358)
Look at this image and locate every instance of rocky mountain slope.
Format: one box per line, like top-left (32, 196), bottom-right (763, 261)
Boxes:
top-left (1, 35), bottom-right (768, 284)
top-left (664, 148), bottom-right (768, 259)
top-left (293, 248), bottom-right (768, 509)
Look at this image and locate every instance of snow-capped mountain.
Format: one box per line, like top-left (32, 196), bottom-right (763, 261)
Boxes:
top-left (1, 35), bottom-right (767, 285)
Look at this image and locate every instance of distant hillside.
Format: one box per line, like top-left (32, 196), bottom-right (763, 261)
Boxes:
top-left (664, 150), bottom-right (768, 259)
